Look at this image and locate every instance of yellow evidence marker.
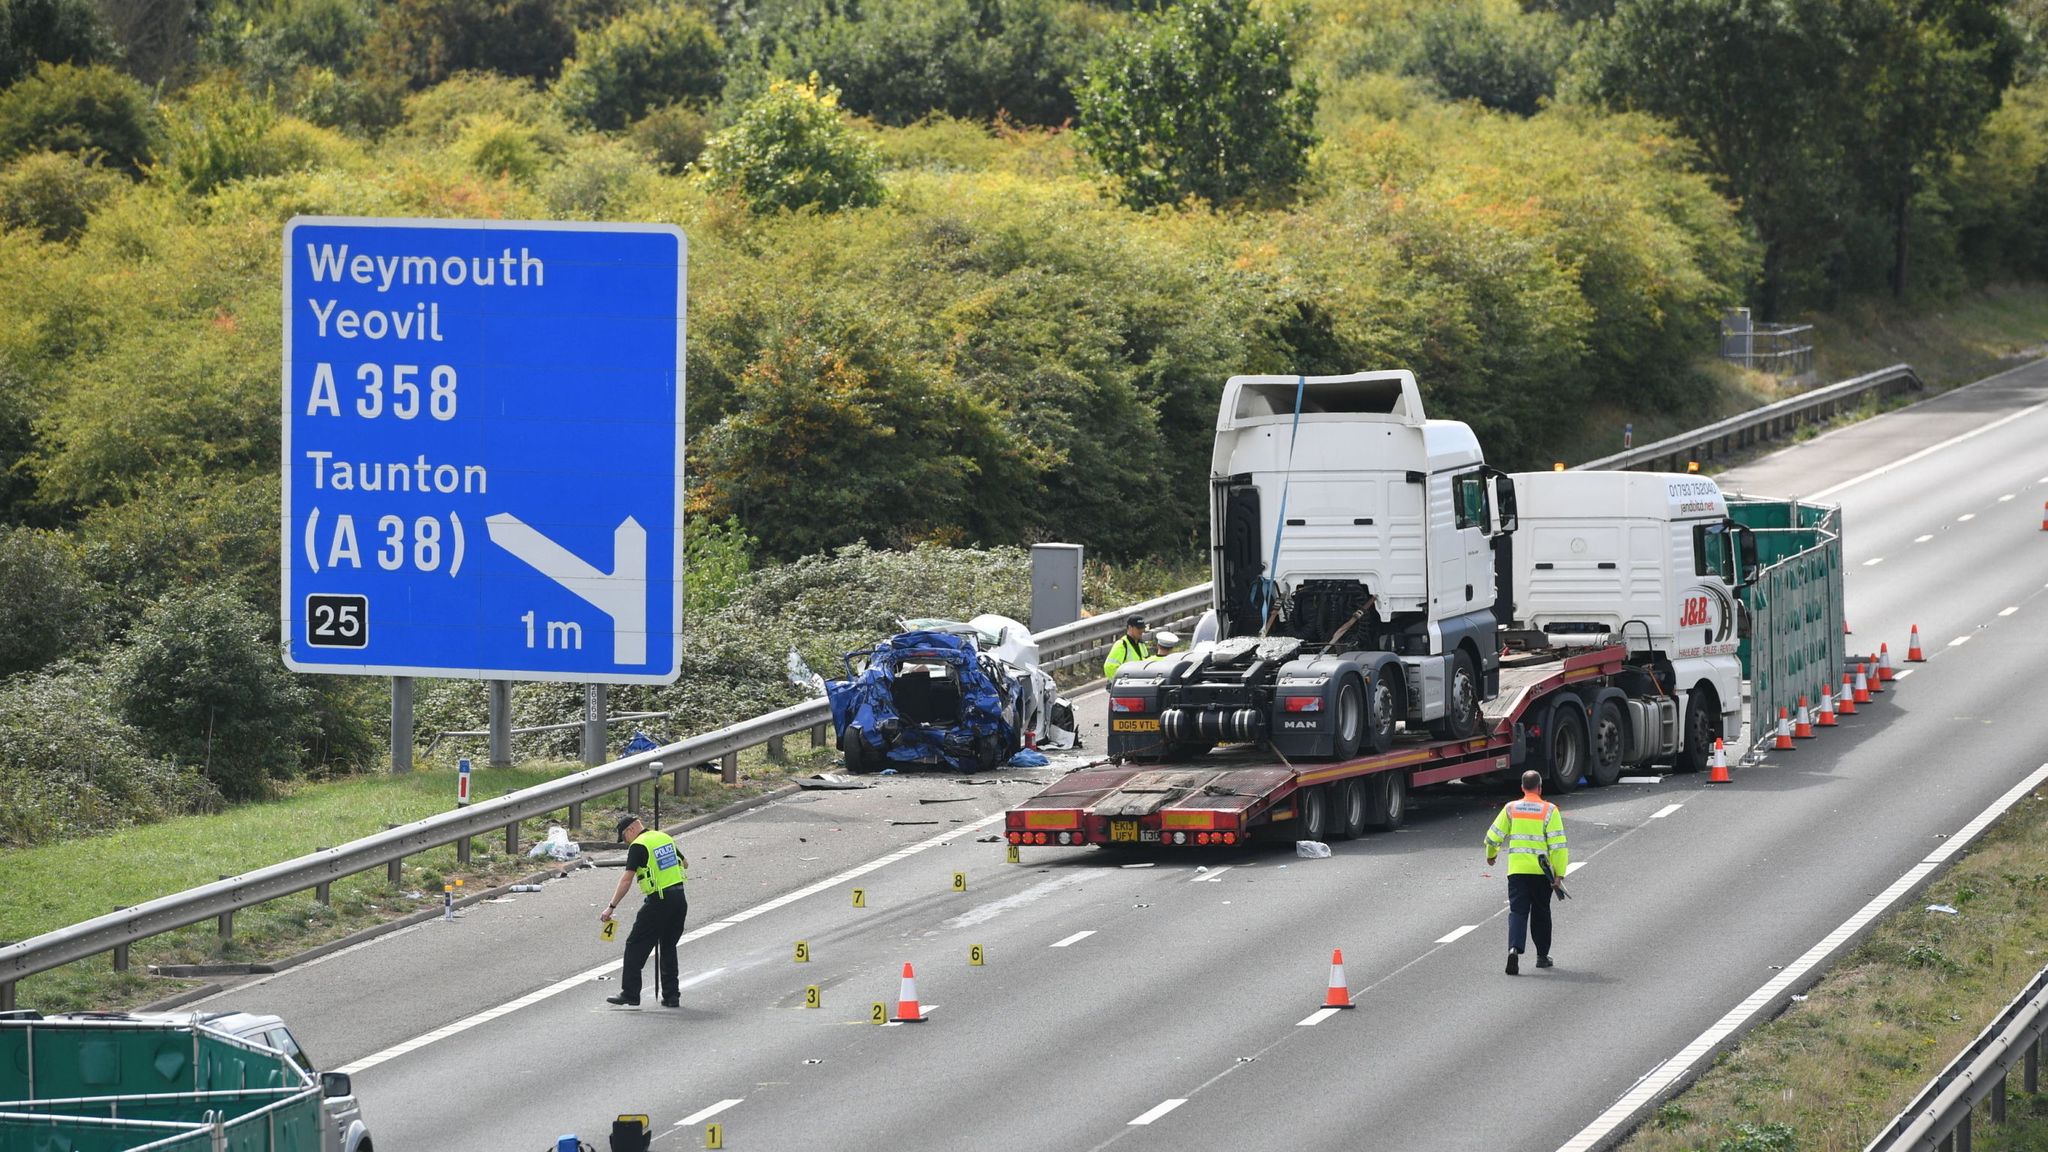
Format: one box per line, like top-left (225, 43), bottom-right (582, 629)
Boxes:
top-left (1007, 844), bottom-right (1021, 864)
top-left (705, 1122), bottom-right (723, 1149)
top-left (600, 919), bottom-right (617, 942)
top-left (851, 888), bottom-right (866, 908)
top-left (794, 940), bottom-right (810, 963)
top-left (969, 944), bottom-right (985, 967)
top-left (804, 985), bottom-right (821, 1009)
top-left (871, 1002), bottom-right (886, 1025)
top-left (952, 872), bottom-right (967, 892)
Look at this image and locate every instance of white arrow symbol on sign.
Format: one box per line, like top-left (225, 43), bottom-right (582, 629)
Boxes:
top-left (486, 514), bottom-right (647, 667)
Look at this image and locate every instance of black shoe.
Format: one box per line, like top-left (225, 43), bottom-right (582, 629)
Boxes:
top-left (1536, 956), bottom-right (1554, 969)
top-left (605, 994), bottom-right (640, 1007)
top-left (1505, 951), bottom-right (1519, 976)
top-left (659, 998), bottom-right (680, 1008)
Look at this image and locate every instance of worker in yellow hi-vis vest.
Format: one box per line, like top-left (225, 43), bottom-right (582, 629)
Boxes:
top-left (1484, 770), bottom-right (1569, 975)
top-left (601, 813), bottom-right (688, 1007)
top-left (1103, 615), bottom-right (1153, 679)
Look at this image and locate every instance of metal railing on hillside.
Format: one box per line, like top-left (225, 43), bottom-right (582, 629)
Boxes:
top-left (0, 584), bottom-right (1213, 1011)
top-left (1864, 962), bottom-right (2048, 1152)
top-left (1578, 364), bottom-right (1922, 473)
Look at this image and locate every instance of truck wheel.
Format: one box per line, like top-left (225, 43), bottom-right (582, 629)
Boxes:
top-left (1431, 651), bottom-right (1482, 740)
top-left (1331, 777), bottom-right (1368, 840)
top-left (1588, 699), bottom-right (1626, 787)
top-left (1293, 784), bottom-right (1330, 842)
top-left (1365, 673), bottom-right (1399, 754)
top-left (1365, 771), bottom-right (1407, 831)
top-left (1544, 706), bottom-right (1587, 793)
top-left (1675, 686), bottom-right (1721, 773)
top-left (1333, 678), bottom-right (1366, 760)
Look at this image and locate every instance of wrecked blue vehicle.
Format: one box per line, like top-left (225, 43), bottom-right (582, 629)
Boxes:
top-left (827, 631), bottom-right (1024, 772)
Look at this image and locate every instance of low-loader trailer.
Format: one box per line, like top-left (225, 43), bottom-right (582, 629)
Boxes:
top-left (1005, 370), bottom-right (1783, 849)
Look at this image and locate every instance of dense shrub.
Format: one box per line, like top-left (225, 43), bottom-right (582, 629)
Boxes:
top-left (553, 4), bottom-right (723, 130)
top-left (77, 472), bottom-right (279, 631)
top-left (0, 62), bottom-right (159, 176)
top-left (365, 0), bottom-right (578, 89)
top-left (394, 70), bottom-right (571, 146)
top-left (1410, 0), bottom-right (1571, 116)
top-left (540, 134), bottom-right (655, 216)
top-left (0, 0), bottom-right (116, 88)
top-left (0, 526), bottom-right (99, 675)
top-left (629, 101), bottom-right (709, 172)
top-left (114, 589), bottom-right (316, 800)
top-left (1077, 0), bottom-right (1318, 208)
top-left (697, 75), bottom-right (884, 213)
top-left (0, 660), bottom-right (220, 849)
top-left (0, 148), bottom-right (121, 240)
top-left (157, 77), bottom-right (281, 194)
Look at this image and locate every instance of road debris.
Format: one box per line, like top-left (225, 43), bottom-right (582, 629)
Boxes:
top-left (1926, 903), bottom-right (1960, 915)
top-left (798, 773), bottom-right (871, 790)
top-left (1296, 841), bottom-right (1332, 859)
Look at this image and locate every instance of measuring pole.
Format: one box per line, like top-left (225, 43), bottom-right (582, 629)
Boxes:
top-left (391, 676), bottom-right (414, 774)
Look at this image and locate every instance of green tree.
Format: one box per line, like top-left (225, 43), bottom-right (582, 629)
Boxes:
top-left (0, 526), bottom-right (99, 676)
top-left (0, 148), bottom-right (122, 240)
top-left (697, 75), bottom-right (884, 213)
top-left (1411, 1), bottom-right (1572, 117)
top-left (156, 76), bottom-right (279, 194)
top-left (115, 588), bottom-right (314, 801)
top-left (1576, 0), bottom-right (1857, 314)
top-left (0, 0), bottom-right (116, 87)
top-left (0, 62), bottom-right (159, 176)
top-left (1075, 0), bottom-right (1318, 209)
top-left (364, 0), bottom-right (577, 89)
top-left (553, 3), bottom-right (723, 130)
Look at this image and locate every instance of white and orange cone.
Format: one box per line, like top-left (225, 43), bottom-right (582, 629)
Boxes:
top-left (1324, 949), bottom-right (1355, 1009)
top-left (1707, 738), bottom-right (1731, 783)
top-left (1877, 643), bottom-right (1895, 683)
top-left (894, 962), bottom-right (928, 1023)
top-left (1907, 625), bottom-right (1926, 663)
top-left (1853, 664), bottom-right (1872, 703)
top-left (1773, 707), bottom-right (1795, 751)
top-left (1794, 697), bottom-right (1814, 739)
top-left (1838, 673), bottom-right (1858, 715)
top-left (1816, 685), bottom-right (1838, 727)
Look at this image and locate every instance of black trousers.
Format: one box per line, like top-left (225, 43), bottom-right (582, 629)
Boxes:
top-left (1506, 873), bottom-right (1553, 957)
top-left (620, 888), bottom-right (688, 1001)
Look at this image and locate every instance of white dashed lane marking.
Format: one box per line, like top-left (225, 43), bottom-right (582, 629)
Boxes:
top-left (1951, 635), bottom-right (1973, 647)
top-left (677, 1100), bottom-right (743, 1126)
top-left (1435, 924), bottom-right (1479, 944)
top-left (1650, 804), bottom-right (1684, 819)
top-left (1129, 1100), bottom-right (1187, 1126)
top-left (1050, 931), bottom-right (1096, 948)
top-left (1864, 557), bottom-right (1884, 567)
top-left (1915, 534), bottom-right (1933, 543)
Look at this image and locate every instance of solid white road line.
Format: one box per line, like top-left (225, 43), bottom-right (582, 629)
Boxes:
top-left (1128, 1100), bottom-right (1187, 1126)
top-left (1190, 866), bottom-right (1234, 883)
top-left (335, 813), bottom-right (1007, 1076)
top-left (1435, 924), bottom-right (1479, 944)
top-left (1050, 930), bottom-right (1096, 948)
top-left (1915, 534), bottom-right (1933, 543)
top-left (1553, 761), bottom-right (2048, 1152)
top-left (1950, 635), bottom-right (1973, 647)
top-left (677, 1100), bottom-right (743, 1126)
top-left (1565, 862), bottom-right (1587, 876)
top-left (2001, 606), bottom-right (2019, 616)
top-left (1894, 669), bottom-right (1915, 681)
top-left (1864, 557), bottom-right (1885, 567)
top-left (1804, 397), bottom-right (2048, 501)
top-left (1297, 1008), bottom-right (1342, 1027)
top-left (1650, 804), bottom-right (1684, 819)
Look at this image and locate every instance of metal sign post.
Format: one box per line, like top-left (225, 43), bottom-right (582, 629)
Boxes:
top-left (281, 217), bottom-right (687, 691)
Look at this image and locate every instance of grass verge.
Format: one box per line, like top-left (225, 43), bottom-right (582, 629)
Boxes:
top-left (1809, 282), bottom-right (2048, 389)
top-left (0, 742), bottom-right (837, 1013)
top-left (1620, 783), bottom-right (2048, 1152)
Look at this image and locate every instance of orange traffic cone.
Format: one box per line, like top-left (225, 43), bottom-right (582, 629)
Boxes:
top-left (1773, 708), bottom-right (1795, 751)
top-left (1837, 673), bottom-right (1858, 715)
top-left (1324, 949), bottom-right (1356, 1009)
top-left (2041, 500), bottom-right (2047, 531)
top-left (894, 962), bottom-right (928, 1023)
top-left (1844, 617), bottom-right (1852, 636)
top-left (1907, 625), bottom-right (1926, 663)
top-left (1816, 685), bottom-right (1838, 727)
top-left (1708, 738), bottom-right (1732, 783)
top-left (1794, 698), bottom-right (1815, 739)
top-left (1853, 664), bottom-right (1872, 703)
top-left (1877, 644), bottom-right (1895, 682)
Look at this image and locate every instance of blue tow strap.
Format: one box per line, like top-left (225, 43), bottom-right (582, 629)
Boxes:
top-left (1254, 377), bottom-right (1307, 625)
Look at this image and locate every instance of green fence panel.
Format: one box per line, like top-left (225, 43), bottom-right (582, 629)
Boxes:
top-left (1730, 497), bottom-right (1844, 747)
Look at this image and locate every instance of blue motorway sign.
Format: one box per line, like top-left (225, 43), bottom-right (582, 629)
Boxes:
top-left (281, 217), bottom-right (684, 683)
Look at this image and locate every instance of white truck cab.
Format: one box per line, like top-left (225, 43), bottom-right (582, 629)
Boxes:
top-left (1208, 370), bottom-right (1515, 737)
top-left (1507, 470), bottom-right (1756, 769)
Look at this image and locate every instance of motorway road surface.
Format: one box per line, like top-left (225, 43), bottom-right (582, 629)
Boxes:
top-left (191, 360), bottom-right (2048, 1151)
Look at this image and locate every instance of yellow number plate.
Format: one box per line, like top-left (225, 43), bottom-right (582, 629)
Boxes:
top-left (1112, 718), bottom-right (1161, 732)
top-left (1110, 820), bottom-right (1138, 842)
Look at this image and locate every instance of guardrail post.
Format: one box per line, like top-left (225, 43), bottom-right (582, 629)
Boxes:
top-left (505, 821), bottom-right (520, 856)
top-left (385, 826), bottom-right (402, 887)
top-left (456, 833), bottom-right (471, 865)
top-left (112, 907), bottom-right (129, 971)
top-left (626, 782), bottom-right (642, 813)
top-left (1992, 1074), bottom-right (2007, 1122)
top-left (2025, 1035), bottom-right (2039, 1093)
top-left (1958, 1107), bottom-right (1972, 1152)
top-left (767, 734), bottom-right (786, 762)
top-left (567, 802), bottom-right (583, 833)
top-left (811, 722), bottom-right (827, 748)
top-left (0, 982), bottom-right (12, 1011)
top-left (217, 878), bottom-right (234, 942)
top-left (315, 878), bottom-right (331, 905)
top-left (721, 751), bottom-right (738, 785)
